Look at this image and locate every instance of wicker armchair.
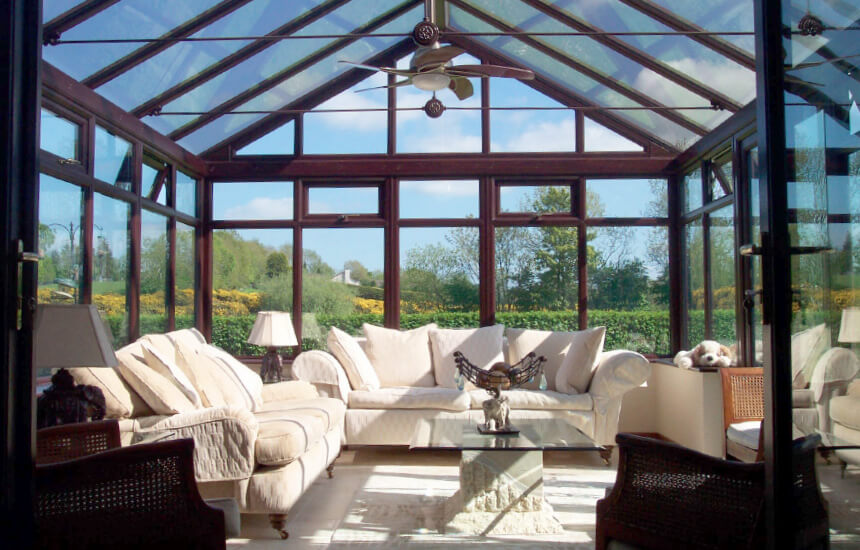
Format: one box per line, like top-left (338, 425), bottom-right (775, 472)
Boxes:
top-left (721, 367), bottom-right (765, 462)
top-left (35, 422), bottom-right (225, 550)
top-left (595, 433), bottom-right (828, 550)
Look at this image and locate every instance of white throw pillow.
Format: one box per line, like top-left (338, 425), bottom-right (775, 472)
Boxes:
top-left (327, 327), bottom-right (381, 391)
top-left (175, 340), bottom-right (226, 408)
top-left (363, 323), bottom-right (437, 387)
top-left (204, 346), bottom-right (264, 411)
top-left (140, 342), bottom-right (202, 408)
top-left (505, 328), bottom-right (584, 391)
top-left (429, 325), bottom-right (505, 390)
top-left (116, 351), bottom-right (197, 415)
top-left (555, 327), bottom-right (606, 394)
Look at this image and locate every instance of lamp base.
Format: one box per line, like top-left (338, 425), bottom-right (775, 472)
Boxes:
top-left (36, 368), bottom-right (106, 428)
top-left (260, 348), bottom-right (286, 384)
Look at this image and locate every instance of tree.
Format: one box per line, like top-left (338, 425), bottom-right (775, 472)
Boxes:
top-left (303, 249), bottom-right (334, 277)
top-left (590, 259), bottom-right (650, 310)
top-left (265, 252), bottom-right (289, 279)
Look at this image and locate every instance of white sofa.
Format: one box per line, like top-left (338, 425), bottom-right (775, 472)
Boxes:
top-left (292, 324), bottom-right (651, 456)
top-left (68, 328), bottom-right (344, 539)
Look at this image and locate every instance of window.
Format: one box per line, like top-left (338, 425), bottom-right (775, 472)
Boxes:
top-left (683, 168), bottom-right (703, 213)
top-left (38, 175), bottom-right (84, 304)
top-left (307, 185), bottom-right (380, 215)
top-left (141, 210), bottom-right (169, 333)
top-left (40, 108), bottom-right (80, 161)
top-left (142, 153), bottom-right (169, 205)
top-left (176, 170), bottom-right (197, 217)
top-left (710, 205), bottom-right (737, 345)
top-left (490, 79), bottom-right (575, 153)
top-left (94, 126), bottom-right (133, 191)
top-left (685, 219), bottom-right (705, 345)
top-left (499, 182), bottom-right (574, 215)
top-left (214, 181), bottom-right (293, 221)
top-left (93, 193), bottom-right (131, 347)
top-left (236, 121), bottom-right (295, 156)
top-left (588, 179), bottom-right (668, 218)
top-left (175, 222), bottom-right (196, 330)
top-left (304, 76), bottom-right (387, 154)
top-left (400, 180), bottom-right (479, 219)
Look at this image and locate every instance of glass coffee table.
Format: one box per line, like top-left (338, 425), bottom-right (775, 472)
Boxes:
top-left (409, 417), bottom-right (603, 535)
top-left (816, 430), bottom-right (860, 475)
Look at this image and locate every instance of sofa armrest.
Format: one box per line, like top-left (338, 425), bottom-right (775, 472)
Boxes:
top-left (292, 350), bottom-right (351, 402)
top-left (137, 407), bottom-right (259, 482)
top-left (261, 380), bottom-right (319, 403)
top-left (588, 350), bottom-right (651, 408)
top-left (810, 347), bottom-right (860, 402)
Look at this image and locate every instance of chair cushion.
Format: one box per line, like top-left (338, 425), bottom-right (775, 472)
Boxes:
top-left (505, 328), bottom-right (586, 392)
top-left (555, 327), bottom-right (606, 394)
top-left (256, 398), bottom-right (346, 432)
top-left (116, 351), bottom-right (197, 415)
top-left (327, 326), bottom-right (380, 391)
top-left (430, 325), bottom-right (504, 390)
top-left (140, 342), bottom-right (202, 407)
top-left (830, 394), bottom-right (860, 430)
top-left (467, 388), bottom-right (593, 411)
top-left (67, 366), bottom-right (153, 418)
top-left (253, 403), bottom-right (342, 466)
top-left (348, 387), bottom-right (470, 411)
top-left (362, 323), bottom-right (437, 387)
top-left (727, 420), bottom-right (761, 450)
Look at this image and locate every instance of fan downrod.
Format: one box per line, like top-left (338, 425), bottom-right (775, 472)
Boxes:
top-left (412, 19), bottom-right (440, 46)
top-left (424, 96), bottom-right (445, 118)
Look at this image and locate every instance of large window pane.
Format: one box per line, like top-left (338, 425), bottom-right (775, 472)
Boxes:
top-left (212, 229), bottom-right (292, 355)
top-left (93, 193), bottom-right (131, 347)
top-left (588, 179), bottom-right (667, 218)
top-left (176, 170), bottom-right (197, 217)
top-left (683, 168), bottom-right (703, 212)
top-left (400, 227), bottom-right (479, 326)
top-left (175, 222), bottom-right (196, 330)
top-left (490, 79), bottom-right (574, 152)
top-left (304, 76), bottom-right (387, 154)
top-left (302, 228), bottom-right (383, 349)
top-left (40, 108), bottom-right (79, 160)
top-left (499, 183), bottom-right (573, 214)
top-left (589, 226), bottom-right (670, 355)
top-left (141, 210), bottom-right (168, 334)
top-left (685, 219), bottom-right (705, 346)
top-left (94, 126), bottom-right (133, 191)
top-left (142, 153), bottom-right (169, 205)
top-left (710, 206), bottom-right (736, 345)
top-left (399, 180), bottom-right (479, 218)
top-left (214, 181), bottom-right (293, 221)
top-left (38, 175), bottom-right (84, 304)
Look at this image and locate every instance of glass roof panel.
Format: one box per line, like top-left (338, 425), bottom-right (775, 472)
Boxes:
top-left (42, 0), bottom-right (226, 81)
top-left (43, 1), bottom-right (85, 22)
top-left (645, 0), bottom-right (755, 52)
top-left (96, 0), bottom-right (325, 112)
top-left (177, 6), bottom-right (419, 154)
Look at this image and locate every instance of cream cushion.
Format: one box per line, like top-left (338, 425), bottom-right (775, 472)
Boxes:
top-left (67, 366), bottom-right (153, 418)
top-left (116, 351), bottom-right (197, 415)
top-left (174, 340), bottom-right (224, 408)
top-left (362, 323), bottom-right (437, 387)
top-left (348, 387), bottom-right (470, 411)
top-left (204, 346), bottom-right (264, 411)
top-left (166, 328), bottom-right (207, 353)
top-left (140, 342), bottom-right (202, 407)
top-left (253, 398), bottom-right (346, 466)
top-left (327, 326), bottom-right (380, 391)
top-left (467, 388), bottom-right (593, 411)
top-left (727, 420), bottom-right (761, 450)
top-left (430, 325), bottom-right (505, 389)
top-left (790, 323), bottom-right (829, 389)
top-left (188, 347), bottom-right (256, 410)
top-left (505, 328), bottom-right (584, 391)
top-left (555, 326), bottom-right (606, 394)
top-left (830, 394), bottom-right (860, 430)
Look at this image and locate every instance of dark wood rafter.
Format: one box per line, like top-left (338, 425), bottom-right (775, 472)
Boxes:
top-left (82, 0), bottom-right (257, 89)
top-left (448, 34), bottom-right (677, 152)
top-left (670, 102), bottom-right (756, 172)
top-left (517, 0), bottom-right (742, 112)
top-left (42, 0), bottom-right (120, 45)
top-left (169, 2), bottom-right (419, 142)
top-left (615, 0), bottom-right (755, 70)
top-left (203, 40), bottom-right (417, 160)
top-left (448, 0), bottom-right (708, 136)
top-left (130, 0), bottom-right (360, 119)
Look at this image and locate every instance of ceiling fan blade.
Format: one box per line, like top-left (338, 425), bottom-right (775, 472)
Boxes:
top-left (447, 64), bottom-right (535, 80)
top-left (413, 45), bottom-right (465, 68)
top-left (354, 79), bottom-right (414, 93)
top-left (339, 60), bottom-right (416, 77)
top-left (448, 76), bottom-right (474, 100)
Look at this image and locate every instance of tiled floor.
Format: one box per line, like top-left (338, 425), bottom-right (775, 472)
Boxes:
top-left (226, 448), bottom-right (860, 549)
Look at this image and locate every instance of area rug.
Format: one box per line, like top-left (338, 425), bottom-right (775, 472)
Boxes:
top-left (328, 464), bottom-right (616, 549)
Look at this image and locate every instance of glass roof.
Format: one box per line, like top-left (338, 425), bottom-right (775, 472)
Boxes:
top-left (41, 0), bottom-right (762, 156)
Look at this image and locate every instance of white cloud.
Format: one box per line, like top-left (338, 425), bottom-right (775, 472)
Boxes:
top-left (583, 119), bottom-right (643, 152)
top-left (665, 58), bottom-right (756, 105)
top-left (497, 119), bottom-right (576, 152)
top-left (225, 197), bottom-right (294, 220)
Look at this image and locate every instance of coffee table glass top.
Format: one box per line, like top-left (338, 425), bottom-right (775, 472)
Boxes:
top-left (409, 417), bottom-right (602, 451)
top-left (816, 430), bottom-right (860, 450)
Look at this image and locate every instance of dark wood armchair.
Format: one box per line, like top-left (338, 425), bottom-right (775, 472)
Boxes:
top-left (36, 421), bottom-right (225, 550)
top-left (595, 433), bottom-right (829, 550)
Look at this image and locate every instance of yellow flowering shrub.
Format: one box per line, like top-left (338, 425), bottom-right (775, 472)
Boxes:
top-left (354, 297), bottom-right (384, 314)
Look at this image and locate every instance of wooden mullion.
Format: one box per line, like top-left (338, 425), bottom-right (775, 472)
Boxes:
top-left (575, 110), bottom-right (584, 152)
top-left (585, 217), bottom-right (669, 227)
top-left (82, 0), bottom-right (257, 89)
top-left (398, 218), bottom-right (482, 228)
top-left (577, 178), bottom-right (588, 328)
top-left (169, 2), bottom-right (417, 141)
top-left (167, 214), bottom-right (177, 330)
top-left (293, 180), bottom-right (304, 350)
top-left (81, 186), bottom-right (94, 304)
top-left (199, 177), bottom-right (213, 340)
top-left (384, 177), bottom-right (399, 328)
top-left (387, 72), bottom-right (396, 155)
top-left (42, 0), bottom-right (120, 43)
top-left (701, 164), bottom-right (712, 338)
top-left (479, 176), bottom-right (495, 326)
top-left (481, 61), bottom-right (490, 154)
top-left (668, 173), bottom-right (683, 353)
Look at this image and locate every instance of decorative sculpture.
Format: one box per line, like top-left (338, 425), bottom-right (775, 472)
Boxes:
top-left (454, 351), bottom-right (546, 434)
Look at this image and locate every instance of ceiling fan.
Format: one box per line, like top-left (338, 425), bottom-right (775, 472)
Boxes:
top-left (340, 3), bottom-right (534, 117)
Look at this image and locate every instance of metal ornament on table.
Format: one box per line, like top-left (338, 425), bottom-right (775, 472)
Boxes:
top-left (453, 351), bottom-right (547, 435)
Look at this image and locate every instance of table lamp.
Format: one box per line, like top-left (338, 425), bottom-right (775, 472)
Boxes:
top-left (35, 304), bottom-right (118, 428)
top-left (247, 311), bottom-right (298, 383)
top-left (838, 307), bottom-right (860, 345)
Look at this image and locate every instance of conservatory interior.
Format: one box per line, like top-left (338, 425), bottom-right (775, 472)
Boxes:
top-left (3, 0), bottom-right (860, 548)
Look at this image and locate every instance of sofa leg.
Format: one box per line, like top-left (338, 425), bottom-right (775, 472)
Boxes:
top-left (269, 514), bottom-right (288, 539)
top-left (599, 446), bottom-right (614, 466)
top-left (327, 463), bottom-right (335, 478)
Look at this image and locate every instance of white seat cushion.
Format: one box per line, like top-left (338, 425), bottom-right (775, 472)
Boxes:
top-left (256, 397), bottom-right (346, 433)
top-left (830, 394), bottom-right (860, 430)
top-left (253, 412), bottom-right (327, 466)
top-left (727, 420), bottom-right (761, 450)
top-left (363, 323), bottom-right (437, 387)
top-left (467, 389), bottom-right (593, 411)
top-left (348, 387), bottom-right (470, 412)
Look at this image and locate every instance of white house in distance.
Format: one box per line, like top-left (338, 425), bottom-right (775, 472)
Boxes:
top-left (331, 269), bottom-right (360, 286)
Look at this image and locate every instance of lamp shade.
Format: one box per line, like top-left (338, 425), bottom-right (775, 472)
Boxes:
top-left (34, 304), bottom-right (118, 369)
top-left (247, 311), bottom-right (298, 347)
top-left (838, 307), bottom-right (860, 343)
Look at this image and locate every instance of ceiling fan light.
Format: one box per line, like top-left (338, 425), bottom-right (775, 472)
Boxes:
top-left (412, 72), bottom-right (451, 91)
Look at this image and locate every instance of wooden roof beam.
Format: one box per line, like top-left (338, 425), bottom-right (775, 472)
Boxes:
top-left (43, 0), bottom-right (120, 44)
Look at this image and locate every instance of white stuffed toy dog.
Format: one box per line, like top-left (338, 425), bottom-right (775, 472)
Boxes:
top-left (674, 340), bottom-right (735, 370)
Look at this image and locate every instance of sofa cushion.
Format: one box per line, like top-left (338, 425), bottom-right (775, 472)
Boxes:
top-left (467, 388), bottom-right (593, 411)
top-left (174, 340), bottom-right (223, 408)
top-left (362, 323), bottom-right (437, 387)
top-left (166, 328), bottom-right (206, 353)
top-left (505, 328), bottom-right (585, 392)
top-left (256, 398), bottom-right (346, 433)
top-left (192, 348), bottom-right (257, 410)
top-left (790, 323), bottom-right (829, 389)
top-left (139, 333), bottom-right (178, 362)
top-left (67, 366), bottom-right (153, 418)
top-left (830, 394), bottom-right (860, 430)
top-left (253, 411), bottom-right (328, 466)
top-left (327, 326), bottom-right (380, 391)
top-left (140, 342), bottom-right (202, 407)
top-left (555, 327), bottom-right (606, 394)
top-left (116, 351), bottom-right (197, 415)
top-left (727, 420), bottom-right (761, 450)
top-left (430, 325), bottom-right (505, 389)
top-left (203, 346), bottom-right (264, 411)
top-left (348, 387), bottom-right (471, 412)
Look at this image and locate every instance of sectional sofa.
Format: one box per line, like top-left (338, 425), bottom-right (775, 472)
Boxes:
top-left (292, 323), bottom-right (652, 457)
top-left (67, 328), bottom-right (344, 539)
